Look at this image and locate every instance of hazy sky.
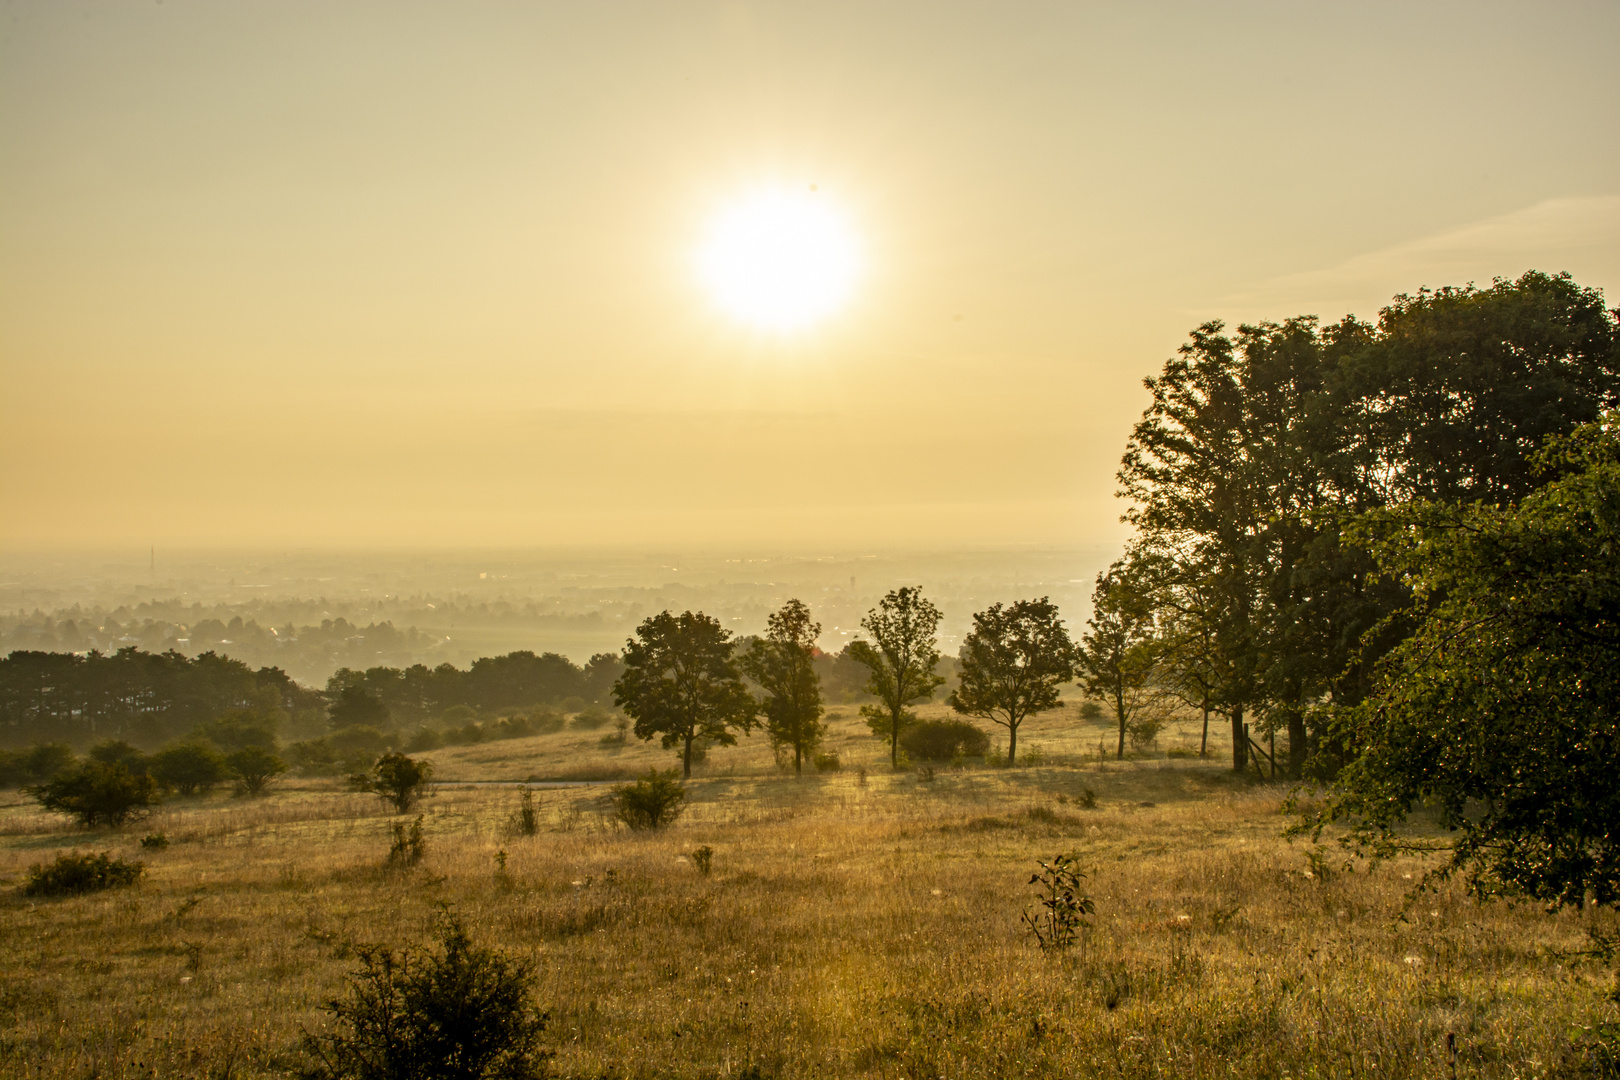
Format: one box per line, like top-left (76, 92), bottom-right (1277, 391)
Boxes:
top-left (3, 1), bottom-right (1617, 551)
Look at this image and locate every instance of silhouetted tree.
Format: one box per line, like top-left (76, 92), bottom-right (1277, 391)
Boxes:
top-left (848, 587), bottom-right (944, 770)
top-left (613, 611), bottom-right (755, 779)
top-left (28, 761), bottom-right (162, 827)
top-left (1077, 564), bottom-right (1160, 760)
top-left (151, 741), bottom-right (228, 796)
top-left (949, 597), bottom-right (1075, 766)
top-left (740, 599), bottom-right (826, 775)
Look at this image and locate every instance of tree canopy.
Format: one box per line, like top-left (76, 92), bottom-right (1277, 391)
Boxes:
top-left (1307, 416), bottom-right (1620, 908)
top-left (949, 597), bottom-right (1075, 765)
top-left (848, 587), bottom-right (945, 770)
top-left (613, 611), bottom-right (756, 779)
top-left (739, 599), bottom-right (826, 775)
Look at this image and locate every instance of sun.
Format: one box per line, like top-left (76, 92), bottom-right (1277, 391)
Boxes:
top-left (696, 187), bottom-right (861, 332)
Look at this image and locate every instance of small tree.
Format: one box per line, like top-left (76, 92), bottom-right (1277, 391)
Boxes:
top-left (1077, 563), bottom-right (1162, 759)
top-left (88, 739), bottom-right (148, 774)
top-left (226, 746), bottom-right (287, 796)
top-left (610, 769), bottom-right (687, 830)
top-left (740, 599), bottom-right (827, 775)
top-left (613, 610), bottom-right (757, 780)
top-left (151, 742), bottom-right (228, 796)
top-left (351, 752), bottom-right (434, 813)
top-left (1022, 853), bottom-right (1096, 949)
top-left (949, 597), bottom-right (1076, 766)
top-left (27, 762), bottom-right (162, 828)
top-left (848, 587), bottom-right (945, 770)
top-left (303, 913), bottom-right (549, 1080)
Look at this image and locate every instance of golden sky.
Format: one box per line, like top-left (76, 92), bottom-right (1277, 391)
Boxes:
top-left (3, 2), bottom-right (1617, 551)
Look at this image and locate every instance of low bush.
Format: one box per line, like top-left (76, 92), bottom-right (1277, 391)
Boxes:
top-left (570, 706), bottom-right (615, 731)
top-left (1022, 853), bottom-right (1095, 949)
top-left (140, 832), bottom-right (170, 849)
top-left (1127, 715), bottom-right (1165, 751)
top-left (1078, 701), bottom-right (1104, 721)
top-left (351, 753), bottom-right (434, 813)
top-left (506, 789), bottom-right (539, 838)
top-left (226, 746), bottom-right (287, 796)
top-left (387, 816), bottom-right (427, 868)
top-left (901, 719), bottom-right (990, 762)
top-left (813, 750), bottom-right (842, 773)
top-left (150, 742), bottom-right (227, 795)
top-left (23, 851), bottom-right (144, 897)
top-left (690, 845), bottom-right (714, 877)
top-left (303, 913), bottom-right (549, 1080)
top-left (406, 727), bottom-right (445, 752)
top-left (611, 769), bottom-right (686, 830)
top-left (28, 762), bottom-right (163, 827)
top-left (88, 739), bottom-right (148, 774)
top-left (529, 708), bottom-right (566, 734)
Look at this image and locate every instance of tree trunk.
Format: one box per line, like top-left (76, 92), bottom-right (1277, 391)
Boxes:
top-left (1199, 697), bottom-right (1210, 758)
top-left (1115, 684), bottom-right (1126, 759)
top-left (891, 709), bottom-right (900, 769)
top-left (1287, 707), bottom-right (1307, 780)
top-left (1231, 704), bottom-right (1247, 772)
top-left (682, 732), bottom-right (693, 779)
top-left (1008, 721), bottom-right (1019, 766)
top-left (794, 743), bottom-right (802, 775)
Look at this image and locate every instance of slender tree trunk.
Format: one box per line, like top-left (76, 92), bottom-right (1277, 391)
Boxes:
top-left (1008, 720), bottom-right (1019, 766)
top-left (1231, 704), bottom-right (1247, 773)
top-left (1115, 691), bottom-right (1126, 759)
top-left (1287, 706), bottom-right (1307, 780)
top-left (891, 707), bottom-right (900, 769)
top-left (794, 743), bottom-right (802, 776)
top-left (682, 732), bottom-right (693, 779)
top-left (1199, 697), bottom-right (1210, 758)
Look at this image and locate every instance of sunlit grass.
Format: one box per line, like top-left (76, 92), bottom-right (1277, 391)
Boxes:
top-left (0, 719), bottom-right (1612, 1078)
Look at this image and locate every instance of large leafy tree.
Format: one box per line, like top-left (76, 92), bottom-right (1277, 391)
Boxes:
top-left (1077, 563), bottom-right (1162, 760)
top-left (739, 599), bottom-right (826, 776)
top-left (613, 611), bottom-right (756, 779)
top-left (848, 587), bottom-right (945, 770)
top-left (1309, 417), bottom-right (1620, 907)
top-left (948, 597), bottom-right (1076, 766)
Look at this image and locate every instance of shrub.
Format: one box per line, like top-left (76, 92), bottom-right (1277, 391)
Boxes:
top-left (598, 716), bottom-right (631, 746)
top-left (1078, 701), bottom-right (1104, 721)
top-left (1022, 853), bottom-right (1095, 949)
top-left (901, 719), bottom-right (990, 762)
top-left (330, 725), bottom-right (391, 762)
top-left (571, 706), bottom-right (614, 730)
top-left (1126, 716), bottom-right (1164, 751)
top-left (529, 708), bottom-right (566, 734)
top-left (194, 710), bottom-right (279, 753)
top-left (88, 739), bottom-right (148, 774)
top-left (610, 769), bottom-right (687, 830)
top-left (351, 752), bottom-right (434, 813)
top-left (226, 746), bottom-right (287, 796)
top-left (151, 742), bottom-right (228, 796)
top-left (28, 762), bottom-right (163, 827)
top-left (140, 833), bottom-right (170, 849)
top-left (690, 845), bottom-right (714, 876)
top-left (303, 914), bottom-right (549, 1080)
top-left (1022, 744), bottom-right (1047, 766)
top-left (23, 851), bottom-right (144, 896)
top-left (3, 743), bottom-right (78, 787)
top-left (813, 750), bottom-right (842, 773)
top-left (387, 815), bottom-right (427, 868)
top-left (439, 704), bottom-right (479, 725)
top-left (406, 726), bottom-right (445, 752)
top-left (1076, 786), bottom-right (1097, 810)
top-left (506, 789), bottom-right (539, 838)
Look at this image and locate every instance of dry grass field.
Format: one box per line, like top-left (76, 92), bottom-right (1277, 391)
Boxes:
top-left (1, 709), bottom-right (1614, 1079)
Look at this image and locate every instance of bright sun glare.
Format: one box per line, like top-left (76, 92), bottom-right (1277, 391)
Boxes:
top-left (697, 188), bottom-right (861, 332)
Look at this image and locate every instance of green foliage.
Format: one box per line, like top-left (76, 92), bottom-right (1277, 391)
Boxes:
top-left (849, 587), bottom-right (945, 770)
top-left (0, 743), bottom-right (77, 788)
top-left (303, 913), bottom-right (549, 1080)
top-left (812, 750), bottom-right (842, 773)
top-left (949, 597), bottom-right (1076, 766)
top-left (900, 719), bottom-right (989, 761)
top-left (195, 709), bottom-right (280, 753)
top-left (22, 851), bottom-right (144, 897)
top-left (740, 599), bottom-right (826, 776)
top-left (140, 832), bottom-right (170, 849)
top-left (87, 739), bottom-right (148, 773)
top-left (352, 753), bottom-right (434, 814)
top-left (1309, 416), bottom-right (1620, 909)
top-left (226, 745), bottom-right (287, 796)
top-left (612, 610), bottom-right (756, 779)
top-left (1077, 564), bottom-right (1162, 760)
top-left (1126, 715), bottom-right (1165, 751)
top-left (570, 706), bottom-right (614, 730)
top-left (1022, 853), bottom-right (1095, 950)
top-left (329, 684), bottom-right (392, 730)
top-left (1078, 701), bottom-right (1103, 721)
top-left (151, 741), bottom-right (228, 796)
top-left (28, 761), bottom-right (162, 827)
top-left (610, 769), bottom-right (687, 830)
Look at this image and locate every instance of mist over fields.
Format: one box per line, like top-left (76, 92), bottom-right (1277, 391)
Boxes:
top-left (0, 547), bottom-right (1117, 686)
